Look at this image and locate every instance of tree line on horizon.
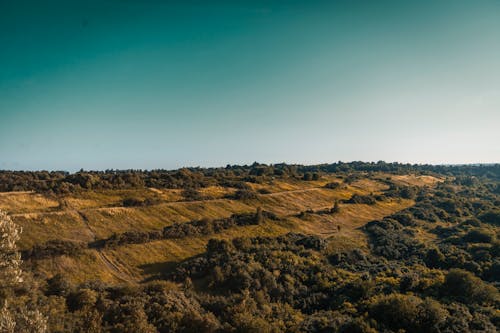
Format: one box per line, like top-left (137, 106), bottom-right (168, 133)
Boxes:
top-left (0, 161), bottom-right (498, 194)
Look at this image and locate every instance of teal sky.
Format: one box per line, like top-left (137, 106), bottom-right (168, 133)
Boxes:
top-left (1, 1), bottom-right (499, 171)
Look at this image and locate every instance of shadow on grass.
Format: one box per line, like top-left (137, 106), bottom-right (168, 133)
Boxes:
top-left (139, 253), bottom-right (205, 283)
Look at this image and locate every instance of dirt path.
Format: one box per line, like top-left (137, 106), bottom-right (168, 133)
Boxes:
top-left (77, 210), bottom-right (135, 284)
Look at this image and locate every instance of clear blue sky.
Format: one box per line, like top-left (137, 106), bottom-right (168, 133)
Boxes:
top-left (1, 1), bottom-right (499, 171)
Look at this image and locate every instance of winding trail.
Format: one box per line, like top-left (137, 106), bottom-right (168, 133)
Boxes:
top-left (76, 210), bottom-right (135, 284)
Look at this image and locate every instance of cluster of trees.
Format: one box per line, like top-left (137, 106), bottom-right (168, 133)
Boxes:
top-left (122, 197), bottom-right (161, 207)
top-left (10, 230), bottom-right (500, 332)
top-left (383, 184), bottom-right (418, 199)
top-left (161, 231), bottom-right (498, 332)
top-left (1, 162), bottom-right (498, 194)
top-left (227, 189), bottom-right (259, 200)
top-left (0, 169), bottom-right (212, 194)
top-left (23, 240), bottom-right (86, 260)
top-left (346, 194), bottom-right (378, 205)
top-left (363, 179), bottom-right (499, 285)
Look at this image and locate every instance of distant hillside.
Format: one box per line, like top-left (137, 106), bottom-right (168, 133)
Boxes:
top-left (0, 161), bottom-right (498, 193)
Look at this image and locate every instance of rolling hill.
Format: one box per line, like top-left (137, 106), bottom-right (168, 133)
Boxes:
top-left (1, 162), bottom-right (498, 332)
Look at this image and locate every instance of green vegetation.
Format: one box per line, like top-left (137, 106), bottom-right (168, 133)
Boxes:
top-left (0, 162), bottom-right (499, 332)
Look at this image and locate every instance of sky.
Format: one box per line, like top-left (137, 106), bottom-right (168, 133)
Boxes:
top-left (1, 0), bottom-right (499, 171)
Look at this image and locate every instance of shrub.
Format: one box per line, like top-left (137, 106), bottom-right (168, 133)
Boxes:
top-left (231, 189), bottom-right (258, 200)
top-left (330, 201), bottom-right (340, 214)
top-left (416, 298), bottom-right (449, 332)
top-left (347, 194), bottom-right (376, 205)
top-left (391, 213), bottom-right (416, 226)
top-left (66, 288), bottom-right (98, 311)
top-left (400, 186), bottom-right (417, 199)
top-left (369, 294), bottom-right (447, 333)
top-left (104, 231), bottom-right (153, 248)
top-left (441, 269), bottom-right (499, 305)
top-left (46, 274), bottom-right (72, 297)
top-left (25, 240), bottom-right (85, 259)
top-left (425, 247), bottom-right (445, 268)
top-left (295, 235), bottom-right (326, 251)
top-left (463, 228), bottom-right (495, 243)
top-left (122, 197), bottom-right (145, 207)
top-left (122, 198), bottom-right (160, 207)
top-left (302, 173), bottom-right (313, 181)
top-left (365, 219), bottom-right (423, 260)
top-left (182, 188), bottom-right (203, 201)
top-left (479, 210), bottom-right (500, 226)
top-left (324, 182), bottom-right (340, 189)
top-left (369, 294), bottom-right (422, 331)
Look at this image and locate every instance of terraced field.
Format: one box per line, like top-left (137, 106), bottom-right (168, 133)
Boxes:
top-left (1, 173), bottom-right (440, 283)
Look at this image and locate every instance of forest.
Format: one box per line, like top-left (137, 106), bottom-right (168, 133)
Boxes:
top-left (0, 162), bottom-right (499, 332)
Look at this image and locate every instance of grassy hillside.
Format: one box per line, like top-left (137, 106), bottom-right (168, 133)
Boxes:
top-left (2, 173), bottom-right (436, 283)
top-left (2, 163), bottom-right (499, 332)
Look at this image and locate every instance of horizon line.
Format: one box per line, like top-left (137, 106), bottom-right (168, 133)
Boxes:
top-left (1, 160), bottom-right (499, 173)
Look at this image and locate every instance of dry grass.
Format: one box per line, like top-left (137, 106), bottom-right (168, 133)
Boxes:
top-left (104, 218), bottom-right (296, 282)
top-left (0, 174), bottom-right (440, 283)
top-left (248, 175), bottom-right (342, 193)
top-left (198, 186), bottom-right (235, 199)
top-left (81, 199), bottom-right (253, 239)
top-left (0, 192), bottom-right (59, 214)
top-left (381, 174), bottom-right (443, 187)
top-left (29, 250), bottom-right (117, 284)
top-left (294, 198), bottom-right (415, 250)
top-left (12, 211), bottom-right (94, 249)
top-left (349, 178), bottom-right (389, 192)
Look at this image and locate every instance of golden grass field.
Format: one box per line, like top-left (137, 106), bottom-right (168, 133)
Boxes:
top-left (0, 173), bottom-right (441, 284)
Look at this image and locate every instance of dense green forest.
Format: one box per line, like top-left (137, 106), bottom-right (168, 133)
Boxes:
top-left (1, 162), bottom-right (499, 332)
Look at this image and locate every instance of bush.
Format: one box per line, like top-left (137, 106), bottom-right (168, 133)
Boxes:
top-left (391, 213), bottom-right (416, 226)
top-left (369, 294), bottom-right (422, 331)
top-left (231, 189), bottom-right (258, 200)
top-left (425, 247), bottom-right (445, 268)
top-left (330, 201), bottom-right (340, 214)
top-left (163, 211), bottom-right (262, 239)
top-left (25, 239), bottom-right (85, 259)
top-left (365, 219), bottom-right (423, 260)
top-left (479, 210), bottom-right (500, 226)
top-left (46, 274), bottom-right (72, 297)
top-left (369, 294), bottom-right (447, 333)
top-left (441, 269), bottom-right (499, 305)
top-left (104, 231), bottom-right (154, 248)
top-left (295, 235), bottom-right (326, 251)
top-left (347, 194), bottom-right (376, 205)
top-left (400, 186), bottom-right (417, 199)
top-left (122, 197), bottom-right (145, 207)
top-left (324, 182), bottom-right (340, 189)
top-left (182, 188), bottom-right (203, 201)
top-left (463, 228), bottom-right (495, 243)
top-left (66, 288), bottom-right (98, 311)
top-left (302, 173), bottom-right (313, 181)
